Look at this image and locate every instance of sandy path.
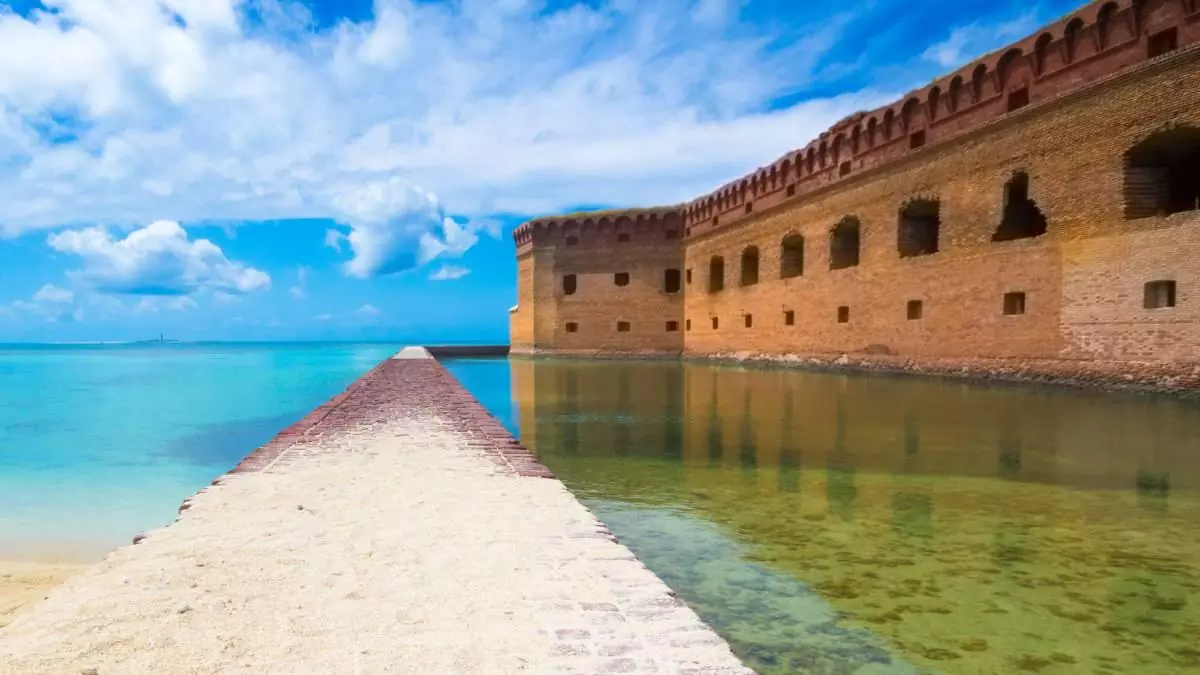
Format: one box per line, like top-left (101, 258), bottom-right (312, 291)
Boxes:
top-left (0, 417), bottom-right (750, 674)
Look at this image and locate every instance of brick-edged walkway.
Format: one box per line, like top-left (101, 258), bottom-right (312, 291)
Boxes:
top-left (0, 349), bottom-right (752, 675)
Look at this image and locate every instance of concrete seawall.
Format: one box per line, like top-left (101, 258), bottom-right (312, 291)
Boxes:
top-left (0, 348), bottom-right (751, 674)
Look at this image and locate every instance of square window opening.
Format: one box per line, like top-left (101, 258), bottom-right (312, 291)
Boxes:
top-left (1003, 292), bottom-right (1027, 316)
top-left (666, 321), bottom-right (679, 332)
top-left (1144, 280), bottom-right (1177, 309)
top-left (617, 321), bottom-right (631, 332)
top-left (1148, 28), bottom-right (1178, 58)
top-left (837, 306), bottom-right (850, 323)
top-left (786, 185), bottom-right (796, 197)
top-left (907, 300), bottom-right (923, 320)
top-left (565, 322), bottom-right (578, 333)
top-left (909, 131), bottom-right (926, 149)
top-left (614, 272), bottom-right (630, 287)
top-left (1007, 87), bottom-right (1030, 112)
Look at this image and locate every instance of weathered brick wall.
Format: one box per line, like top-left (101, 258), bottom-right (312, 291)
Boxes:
top-left (510, 254), bottom-right (536, 351)
top-left (510, 0), bottom-right (1200, 383)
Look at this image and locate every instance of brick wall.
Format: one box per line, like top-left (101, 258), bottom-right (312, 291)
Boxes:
top-left (509, 0), bottom-right (1200, 384)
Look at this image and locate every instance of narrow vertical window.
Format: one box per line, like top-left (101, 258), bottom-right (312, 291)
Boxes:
top-left (837, 306), bottom-right (850, 323)
top-left (663, 269), bottom-right (681, 293)
top-left (562, 274), bottom-right (577, 295)
top-left (744, 314), bottom-right (753, 328)
top-left (784, 310), bottom-right (795, 326)
top-left (711, 317), bottom-right (719, 330)
top-left (907, 300), bottom-right (923, 320)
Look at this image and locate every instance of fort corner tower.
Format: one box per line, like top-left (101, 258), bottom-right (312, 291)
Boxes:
top-left (510, 0), bottom-right (1200, 382)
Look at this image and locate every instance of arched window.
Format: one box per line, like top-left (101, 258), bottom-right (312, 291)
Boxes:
top-left (971, 64), bottom-right (988, 102)
top-left (851, 126), bottom-right (861, 153)
top-left (901, 98), bottom-right (920, 131)
top-left (994, 172), bottom-right (1048, 241)
top-left (928, 87), bottom-right (941, 121)
top-left (780, 235), bottom-right (804, 279)
top-left (898, 199), bottom-right (941, 257)
top-left (830, 217), bottom-right (861, 270)
top-left (867, 118), bottom-right (878, 146)
top-left (1124, 126), bottom-right (1200, 219)
top-left (1097, 3), bottom-right (1118, 49)
top-left (1034, 33), bottom-right (1053, 75)
top-left (740, 246), bottom-right (760, 286)
top-left (948, 76), bottom-right (963, 112)
top-left (883, 110), bottom-right (895, 140)
top-left (1064, 18), bottom-right (1084, 63)
top-left (708, 256), bottom-right (725, 293)
top-left (997, 49), bottom-right (1022, 89)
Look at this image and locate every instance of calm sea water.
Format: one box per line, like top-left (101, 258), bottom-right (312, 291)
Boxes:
top-left (0, 342), bottom-right (402, 560)
top-left (441, 357), bottom-right (1200, 675)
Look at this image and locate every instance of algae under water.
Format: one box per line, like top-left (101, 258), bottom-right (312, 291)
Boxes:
top-left (442, 357), bottom-right (1200, 675)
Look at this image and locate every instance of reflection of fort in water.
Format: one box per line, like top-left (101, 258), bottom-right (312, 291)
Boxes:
top-left (513, 358), bottom-right (1200, 497)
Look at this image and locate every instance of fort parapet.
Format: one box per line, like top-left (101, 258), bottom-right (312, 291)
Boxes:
top-left (511, 0), bottom-right (1200, 392)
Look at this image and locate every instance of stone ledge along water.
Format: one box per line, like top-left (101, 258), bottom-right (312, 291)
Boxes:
top-left (0, 348), bottom-right (751, 674)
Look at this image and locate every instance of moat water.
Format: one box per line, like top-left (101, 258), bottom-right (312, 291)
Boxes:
top-left (443, 357), bottom-right (1200, 675)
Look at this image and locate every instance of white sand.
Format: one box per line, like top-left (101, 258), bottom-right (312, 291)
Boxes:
top-left (0, 417), bottom-right (750, 674)
top-left (0, 562), bottom-right (84, 629)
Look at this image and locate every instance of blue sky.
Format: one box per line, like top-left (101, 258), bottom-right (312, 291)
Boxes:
top-left (0, 0), bottom-right (1084, 343)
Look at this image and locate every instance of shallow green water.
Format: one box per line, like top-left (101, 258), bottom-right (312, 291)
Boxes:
top-left (443, 357), bottom-right (1200, 675)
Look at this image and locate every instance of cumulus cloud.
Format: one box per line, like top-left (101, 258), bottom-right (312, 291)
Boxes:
top-left (12, 283), bottom-right (82, 322)
top-left (355, 303), bottom-right (381, 317)
top-left (429, 264), bottom-right (470, 281)
top-left (0, 0), bottom-right (897, 252)
top-left (46, 220), bottom-right (270, 296)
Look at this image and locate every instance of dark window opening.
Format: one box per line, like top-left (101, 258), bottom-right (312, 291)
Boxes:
top-left (740, 246), bottom-right (760, 286)
top-left (711, 317), bottom-right (719, 330)
top-left (780, 234), bottom-right (804, 279)
top-left (614, 272), bottom-right (630, 287)
top-left (1144, 280), bottom-right (1177, 309)
top-left (839, 162), bottom-right (851, 177)
top-left (744, 203), bottom-right (753, 215)
top-left (830, 217), bottom-right (861, 270)
top-left (617, 233), bottom-right (631, 242)
top-left (665, 230), bottom-right (678, 240)
top-left (666, 320), bottom-right (680, 332)
top-left (562, 274), bottom-right (577, 295)
top-left (898, 199), bottom-right (941, 257)
top-left (565, 322), bottom-right (578, 333)
top-left (744, 314), bottom-right (753, 328)
top-left (994, 172), bottom-right (1048, 241)
top-left (1124, 126), bottom-right (1200, 219)
top-left (1007, 87), bottom-right (1029, 112)
top-left (664, 268), bottom-right (682, 293)
top-left (709, 256), bottom-right (725, 293)
top-left (907, 300), bottom-right (923, 320)
top-left (1003, 292), bottom-right (1026, 316)
top-left (784, 310), bottom-right (795, 326)
top-left (686, 319), bottom-right (692, 331)
top-left (909, 131), bottom-right (926, 149)
top-left (837, 306), bottom-right (850, 323)
top-left (712, 217), bottom-right (719, 226)
top-left (786, 185), bottom-right (796, 197)
top-left (1148, 27), bottom-right (1178, 58)
top-left (565, 236), bottom-right (578, 246)
top-left (617, 321), bottom-right (631, 332)
top-left (686, 268), bottom-right (693, 284)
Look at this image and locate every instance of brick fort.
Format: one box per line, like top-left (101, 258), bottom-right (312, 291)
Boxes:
top-left (509, 0), bottom-right (1200, 392)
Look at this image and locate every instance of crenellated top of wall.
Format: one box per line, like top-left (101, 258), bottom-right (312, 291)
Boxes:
top-left (679, 0), bottom-right (1200, 237)
top-left (513, 206), bottom-right (684, 253)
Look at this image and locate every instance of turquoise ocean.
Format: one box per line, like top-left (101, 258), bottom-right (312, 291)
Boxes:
top-left (0, 342), bottom-right (406, 561)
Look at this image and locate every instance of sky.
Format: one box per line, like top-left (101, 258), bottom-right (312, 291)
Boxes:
top-left (0, 0), bottom-right (1085, 343)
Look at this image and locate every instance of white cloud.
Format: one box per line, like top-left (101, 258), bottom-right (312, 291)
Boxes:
top-left (46, 220), bottom-right (270, 296)
top-left (12, 283), bottom-right (81, 322)
top-left (429, 264), bottom-right (470, 281)
top-left (0, 0), bottom-right (891, 274)
top-left (289, 266), bottom-right (309, 299)
top-left (921, 12), bottom-right (1039, 69)
top-left (355, 303), bottom-right (381, 317)
top-left (314, 312), bottom-right (333, 321)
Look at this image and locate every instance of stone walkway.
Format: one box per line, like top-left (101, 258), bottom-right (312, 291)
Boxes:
top-left (0, 350), bottom-right (751, 674)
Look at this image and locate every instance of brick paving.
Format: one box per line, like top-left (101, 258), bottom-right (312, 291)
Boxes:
top-left (0, 349), bottom-right (752, 674)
